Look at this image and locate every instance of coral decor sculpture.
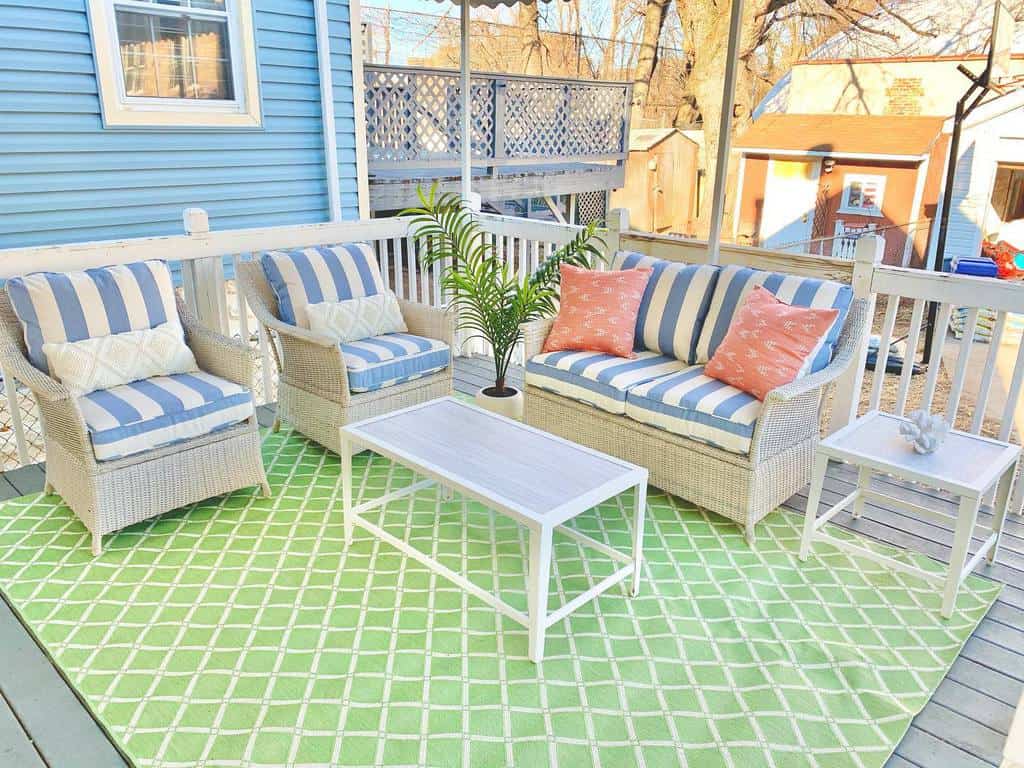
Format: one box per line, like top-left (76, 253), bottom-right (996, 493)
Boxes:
top-left (898, 410), bottom-right (949, 455)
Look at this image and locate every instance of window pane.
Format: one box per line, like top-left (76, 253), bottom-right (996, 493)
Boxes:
top-left (116, 9), bottom-right (234, 100)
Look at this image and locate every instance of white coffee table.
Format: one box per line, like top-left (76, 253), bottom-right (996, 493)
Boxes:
top-left (339, 397), bottom-right (648, 662)
top-left (799, 410), bottom-right (1020, 618)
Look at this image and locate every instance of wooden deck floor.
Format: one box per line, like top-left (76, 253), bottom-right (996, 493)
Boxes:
top-left (0, 356), bottom-right (1019, 767)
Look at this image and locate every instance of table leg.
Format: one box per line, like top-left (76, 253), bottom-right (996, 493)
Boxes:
top-left (630, 481), bottom-right (647, 598)
top-left (527, 524), bottom-right (553, 663)
top-left (341, 432), bottom-right (354, 547)
top-left (799, 454), bottom-right (829, 561)
top-left (943, 494), bottom-right (980, 619)
top-left (852, 465), bottom-right (871, 519)
top-left (988, 462), bottom-right (1017, 565)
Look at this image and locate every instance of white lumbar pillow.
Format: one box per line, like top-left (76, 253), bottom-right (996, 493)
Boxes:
top-left (43, 322), bottom-right (199, 396)
top-left (306, 291), bottom-right (407, 343)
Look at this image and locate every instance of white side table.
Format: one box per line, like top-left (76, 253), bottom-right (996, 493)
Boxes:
top-left (799, 410), bottom-right (1020, 618)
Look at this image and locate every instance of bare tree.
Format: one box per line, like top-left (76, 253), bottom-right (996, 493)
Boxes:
top-left (518, 3), bottom-right (547, 75)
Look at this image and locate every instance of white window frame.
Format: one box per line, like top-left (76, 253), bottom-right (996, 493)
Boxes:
top-left (87, 0), bottom-right (262, 128)
top-left (838, 173), bottom-right (886, 217)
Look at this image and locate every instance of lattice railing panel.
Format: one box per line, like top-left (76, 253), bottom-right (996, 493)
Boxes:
top-left (364, 66), bottom-right (628, 166)
top-left (364, 68), bottom-right (494, 163)
top-left (502, 82), bottom-right (626, 158)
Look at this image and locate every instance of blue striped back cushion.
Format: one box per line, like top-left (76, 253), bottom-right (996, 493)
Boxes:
top-left (7, 260), bottom-right (179, 374)
top-left (261, 243), bottom-right (385, 328)
top-left (611, 251), bottom-right (720, 364)
top-left (694, 265), bottom-right (854, 372)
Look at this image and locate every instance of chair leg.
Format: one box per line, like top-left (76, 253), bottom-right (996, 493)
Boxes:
top-left (272, 416), bottom-right (281, 433)
top-left (91, 532), bottom-right (102, 557)
top-left (43, 481), bottom-right (53, 495)
top-left (744, 523), bottom-right (756, 547)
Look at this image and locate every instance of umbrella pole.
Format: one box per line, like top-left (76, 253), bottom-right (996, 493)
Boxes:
top-left (460, 0), bottom-right (472, 204)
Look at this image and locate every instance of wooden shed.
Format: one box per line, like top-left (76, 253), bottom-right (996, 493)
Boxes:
top-left (611, 128), bottom-right (701, 235)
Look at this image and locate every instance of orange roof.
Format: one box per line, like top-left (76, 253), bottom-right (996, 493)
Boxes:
top-left (734, 114), bottom-right (945, 157)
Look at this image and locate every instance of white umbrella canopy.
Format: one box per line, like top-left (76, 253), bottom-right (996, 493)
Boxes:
top-left (435, 0), bottom-right (560, 206)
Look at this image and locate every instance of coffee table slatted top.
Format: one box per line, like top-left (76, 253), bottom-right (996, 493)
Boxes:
top-left (342, 397), bottom-right (645, 522)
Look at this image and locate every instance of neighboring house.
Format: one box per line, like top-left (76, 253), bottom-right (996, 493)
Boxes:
top-left (931, 89), bottom-right (1024, 265)
top-left (610, 128), bottom-right (701, 236)
top-left (0, 0), bottom-right (366, 249)
top-left (734, 48), bottom-right (1024, 266)
top-left (732, 114), bottom-right (948, 266)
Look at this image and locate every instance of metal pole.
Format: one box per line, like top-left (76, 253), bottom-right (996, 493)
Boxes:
top-left (460, 0), bottom-right (472, 204)
top-left (706, 0), bottom-right (744, 264)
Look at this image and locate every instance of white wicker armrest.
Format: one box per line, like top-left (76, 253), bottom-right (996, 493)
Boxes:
top-left (0, 340), bottom-right (94, 463)
top-left (398, 299), bottom-right (455, 347)
top-left (521, 318), bottom-right (555, 362)
top-left (0, 341), bottom-right (72, 404)
top-left (177, 299), bottom-right (258, 390)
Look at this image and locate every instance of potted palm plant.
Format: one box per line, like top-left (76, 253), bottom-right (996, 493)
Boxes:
top-left (404, 186), bottom-right (604, 419)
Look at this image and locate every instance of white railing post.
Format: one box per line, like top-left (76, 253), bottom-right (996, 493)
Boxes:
top-left (180, 208), bottom-right (229, 334)
top-left (605, 208), bottom-right (629, 264)
top-left (827, 234), bottom-right (884, 434)
top-left (2, 369), bottom-right (29, 466)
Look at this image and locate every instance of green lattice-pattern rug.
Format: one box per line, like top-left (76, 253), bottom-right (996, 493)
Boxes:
top-left (0, 430), bottom-right (1000, 768)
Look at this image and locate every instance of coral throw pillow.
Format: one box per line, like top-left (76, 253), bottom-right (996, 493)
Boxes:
top-left (542, 264), bottom-right (652, 358)
top-left (705, 286), bottom-right (840, 400)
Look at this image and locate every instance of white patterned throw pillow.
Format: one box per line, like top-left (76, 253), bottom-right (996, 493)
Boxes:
top-left (306, 291), bottom-right (407, 344)
top-left (43, 322), bottom-right (199, 396)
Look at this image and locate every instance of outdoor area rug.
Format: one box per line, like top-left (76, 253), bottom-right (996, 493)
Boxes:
top-left (0, 429), bottom-right (1001, 768)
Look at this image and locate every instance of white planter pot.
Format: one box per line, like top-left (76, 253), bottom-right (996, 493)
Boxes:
top-left (474, 386), bottom-right (524, 420)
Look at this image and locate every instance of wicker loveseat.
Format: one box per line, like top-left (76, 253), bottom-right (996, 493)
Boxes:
top-left (0, 275), bottom-right (269, 557)
top-left (522, 251), bottom-right (871, 544)
top-left (237, 248), bottom-right (454, 455)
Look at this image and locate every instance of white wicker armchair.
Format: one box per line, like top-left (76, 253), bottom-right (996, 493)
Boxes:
top-left (522, 297), bottom-right (872, 544)
top-left (236, 260), bottom-right (455, 454)
top-left (0, 292), bottom-right (270, 556)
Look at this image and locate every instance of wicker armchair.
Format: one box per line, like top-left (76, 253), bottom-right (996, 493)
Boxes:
top-left (236, 260), bottom-right (455, 454)
top-left (521, 298), bottom-right (872, 544)
top-left (0, 292), bottom-right (270, 556)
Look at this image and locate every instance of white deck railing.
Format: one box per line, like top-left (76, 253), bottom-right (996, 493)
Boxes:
top-left (0, 207), bottom-right (1023, 515)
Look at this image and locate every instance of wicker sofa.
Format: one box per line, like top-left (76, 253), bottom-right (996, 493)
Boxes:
top-left (522, 252), bottom-right (871, 544)
top-left (0, 289), bottom-right (269, 557)
top-left (237, 258), bottom-right (454, 455)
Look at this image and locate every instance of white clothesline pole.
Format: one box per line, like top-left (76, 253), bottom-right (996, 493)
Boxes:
top-left (460, 0), bottom-right (472, 204)
top-left (706, 0), bottom-right (744, 264)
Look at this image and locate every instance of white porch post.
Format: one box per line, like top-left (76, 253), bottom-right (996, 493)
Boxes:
top-left (460, 0), bottom-right (472, 204)
top-left (314, 0), bottom-right (343, 222)
top-left (827, 234), bottom-right (884, 434)
top-left (706, 0), bottom-right (744, 264)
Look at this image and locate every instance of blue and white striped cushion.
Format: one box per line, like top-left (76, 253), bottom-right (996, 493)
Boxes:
top-left (261, 244), bottom-right (385, 328)
top-left (341, 333), bottom-right (450, 393)
top-left (694, 265), bottom-right (854, 372)
top-left (7, 260), bottom-right (179, 374)
top-left (525, 350), bottom-right (689, 415)
top-left (78, 371), bottom-right (254, 462)
top-left (625, 366), bottom-right (762, 455)
top-left (611, 251), bottom-right (719, 364)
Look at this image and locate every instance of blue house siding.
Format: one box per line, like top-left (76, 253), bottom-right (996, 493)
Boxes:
top-left (0, 0), bottom-right (361, 249)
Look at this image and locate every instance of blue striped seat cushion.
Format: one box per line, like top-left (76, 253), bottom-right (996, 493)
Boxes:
top-left (78, 371), bottom-right (254, 462)
top-left (611, 251), bottom-right (720, 364)
top-left (525, 350), bottom-right (689, 415)
top-left (7, 260), bottom-right (180, 374)
top-left (694, 265), bottom-right (854, 372)
top-left (625, 366), bottom-right (762, 455)
top-left (341, 333), bottom-right (450, 393)
top-left (261, 244), bottom-right (385, 328)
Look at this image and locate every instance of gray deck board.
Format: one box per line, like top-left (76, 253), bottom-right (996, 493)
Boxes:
top-left (0, 358), bottom-right (1016, 767)
top-left (0, 690), bottom-right (46, 768)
